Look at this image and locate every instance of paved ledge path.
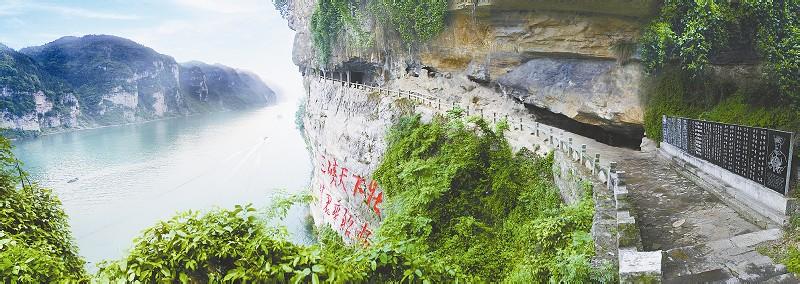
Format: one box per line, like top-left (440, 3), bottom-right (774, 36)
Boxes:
top-left (619, 152), bottom-right (796, 283)
top-left (317, 77), bottom-right (798, 283)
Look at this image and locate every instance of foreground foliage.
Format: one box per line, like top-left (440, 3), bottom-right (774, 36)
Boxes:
top-left (97, 113), bottom-right (602, 283)
top-left (0, 137), bottom-right (86, 282)
top-left (97, 202), bottom-right (468, 283)
top-left (758, 214), bottom-right (800, 275)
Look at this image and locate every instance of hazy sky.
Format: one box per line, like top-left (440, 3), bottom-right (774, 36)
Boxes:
top-left (0, 0), bottom-right (302, 101)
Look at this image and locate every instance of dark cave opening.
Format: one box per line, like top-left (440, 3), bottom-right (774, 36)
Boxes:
top-left (349, 71), bottom-right (365, 84)
top-left (523, 104), bottom-right (644, 150)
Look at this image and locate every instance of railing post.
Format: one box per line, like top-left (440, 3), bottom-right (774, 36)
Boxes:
top-left (580, 144), bottom-right (587, 164)
top-left (568, 138), bottom-right (573, 158)
top-left (593, 154), bottom-right (600, 175)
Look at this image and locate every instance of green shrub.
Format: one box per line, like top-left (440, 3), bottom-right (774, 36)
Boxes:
top-left (642, 67), bottom-right (799, 144)
top-left (371, 113), bottom-right (596, 282)
top-left (97, 203), bottom-right (468, 283)
top-left (96, 204), bottom-right (340, 283)
top-left (641, 0), bottom-right (800, 104)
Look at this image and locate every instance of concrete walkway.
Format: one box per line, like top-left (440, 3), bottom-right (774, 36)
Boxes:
top-left (663, 229), bottom-right (794, 283)
top-left (618, 152), bottom-right (797, 283)
top-left (619, 152), bottom-right (762, 251)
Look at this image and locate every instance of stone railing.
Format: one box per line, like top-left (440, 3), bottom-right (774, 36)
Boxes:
top-left (551, 132), bottom-right (662, 283)
top-left (313, 74), bottom-right (662, 282)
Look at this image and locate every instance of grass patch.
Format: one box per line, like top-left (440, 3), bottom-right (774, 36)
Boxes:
top-left (392, 97), bottom-right (416, 115)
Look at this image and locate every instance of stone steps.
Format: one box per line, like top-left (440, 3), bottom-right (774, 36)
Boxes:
top-left (662, 229), bottom-right (798, 283)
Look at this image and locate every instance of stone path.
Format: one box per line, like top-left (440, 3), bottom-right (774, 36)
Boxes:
top-left (619, 152), bottom-right (797, 283)
top-left (663, 229), bottom-right (794, 283)
top-left (619, 152), bottom-right (762, 251)
top-left (318, 76), bottom-right (798, 282)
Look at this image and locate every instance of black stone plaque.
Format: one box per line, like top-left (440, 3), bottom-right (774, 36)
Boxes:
top-left (662, 116), bottom-right (794, 195)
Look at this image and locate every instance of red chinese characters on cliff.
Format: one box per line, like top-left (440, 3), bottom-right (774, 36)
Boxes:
top-left (320, 155), bottom-right (383, 218)
top-left (318, 154), bottom-right (383, 244)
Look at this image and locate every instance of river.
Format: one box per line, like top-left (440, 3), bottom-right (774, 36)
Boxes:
top-left (11, 102), bottom-right (313, 269)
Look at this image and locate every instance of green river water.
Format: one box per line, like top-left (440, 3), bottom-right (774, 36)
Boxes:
top-left (12, 102), bottom-right (313, 268)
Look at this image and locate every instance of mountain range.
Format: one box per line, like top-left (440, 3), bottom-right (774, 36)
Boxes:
top-left (0, 35), bottom-right (276, 137)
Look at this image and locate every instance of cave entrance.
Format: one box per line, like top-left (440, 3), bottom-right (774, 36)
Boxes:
top-left (524, 104), bottom-right (644, 150)
top-left (349, 71), bottom-right (365, 84)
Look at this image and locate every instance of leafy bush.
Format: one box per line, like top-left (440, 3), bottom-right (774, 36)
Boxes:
top-left (788, 247), bottom-right (800, 274)
top-left (96, 204), bottom-right (341, 283)
top-left (0, 136), bottom-right (86, 282)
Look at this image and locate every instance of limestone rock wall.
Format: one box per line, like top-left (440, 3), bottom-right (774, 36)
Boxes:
top-left (284, 0), bottom-right (654, 137)
top-left (301, 77), bottom-right (436, 242)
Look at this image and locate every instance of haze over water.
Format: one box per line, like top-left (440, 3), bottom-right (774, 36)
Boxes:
top-left (12, 101), bottom-right (313, 267)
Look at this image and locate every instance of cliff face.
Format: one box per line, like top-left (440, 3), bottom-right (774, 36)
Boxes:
top-left (286, 0), bottom-right (654, 139)
top-left (0, 35), bottom-right (276, 135)
top-left (284, 0), bottom-right (657, 236)
top-left (180, 61), bottom-right (276, 110)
